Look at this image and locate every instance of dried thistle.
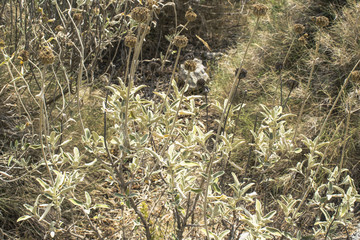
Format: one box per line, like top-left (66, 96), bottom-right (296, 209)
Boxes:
top-left (294, 24), bottom-right (305, 34)
top-left (185, 8), bottom-right (197, 22)
top-left (173, 35), bottom-right (188, 48)
top-left (125, 34), bottom-right (137, 48)
top-left (252, 4), bottom-right (268, 17)
top-left (184, 60), bottom-right (197, 72)
top-left (55, 25), bottom-right (64, 32)
top-left (18, 50), bottom-right (29, 62)
top-left (131, 7), bottom-right (150, 23)
top-left (315, 16), bottom-right (329, 27)
top-left (351, 71), bottom-right (360, 84)
top-left (39, 47), bottom-right (55, 65)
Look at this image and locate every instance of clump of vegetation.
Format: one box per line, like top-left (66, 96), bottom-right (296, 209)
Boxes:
top-left (1, 0), bottom-right (360, 239)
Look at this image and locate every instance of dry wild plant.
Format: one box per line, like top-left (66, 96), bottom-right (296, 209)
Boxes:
top-left (0, 1), bottom-right (359, 240)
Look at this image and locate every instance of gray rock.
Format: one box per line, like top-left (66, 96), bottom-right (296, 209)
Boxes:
top-left (179, 58), bottom-right (209, 89)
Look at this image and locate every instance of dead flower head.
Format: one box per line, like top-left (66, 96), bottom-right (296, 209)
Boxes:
top-left (55, 25), bottom-right (64, 32)
top-left (173, 35), bottom-right (188, 48)
top-left (125, 34), bottom-right (137, 48)
top-left (315, 16), bottom-right (329, 27)
top-left (351, 71), bottom-right (360, 84)
top-left (253, 4), bottom-right (268, 17)
top-left (294, 24), bottom-right (305, 34)
top-left (73, 13), bottom-right (83, 23)
top-left (184, 60), bottom-right (197, 72)
top-left (185, 8), bottom-right (197, 22)
top-left (39, 46), bottom-right (55, 65)
top-left (131, 7), bottom-right (150, 23)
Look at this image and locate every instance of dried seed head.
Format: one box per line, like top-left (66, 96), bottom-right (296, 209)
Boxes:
top-left (73, 13), bottom-right (83, 23)
top-left (294, 24), bottom-right (305, 34)
top-left (197, 78), bottom-right (205, 87)
top-left (19, 50), bottom-right (29, 62)
top-left (39, 47), bottom-right (55, 65)
top-left (125, 34), bottom-right (137, 48)
top-left (298, 33), bottom-right (308, 45)
top-left (55, 25), bottom-right (64, 32)
top-left (315, 16), bottom-right (329, 27)
top-left (185, 8), bottom-right (197, 22)
top-left (173, 35), bottom-right (188, 48)
top-left (236, 68), bottom-right (247, 79)
top-left (131, 7), bottom-right (150, 23)
top-left (351, 71), bottom-right (360, 84)
top-left (252, 4), bottom-right (268, 17)
top-left (275, 62), bottom-right (283, 72)
top-left (184, 60), bottom-right (197, 72)
top-left (0, 38), bottom-right (5, 48)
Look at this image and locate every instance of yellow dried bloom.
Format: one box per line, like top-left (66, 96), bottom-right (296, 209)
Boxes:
top-left (294, 24), bottom-right (305, 34)
top-left (131, 7), bottom-right (150, 23)
top-left (125, 34), bottom-right (137, 48)
top-left (185, 8), bottom-right (197, 22)
top-left (253, 4), bottom-right (268, 17)
top-left (39, 47), bottom-right (55, 65)
top-left (173, 35), bottom-right (188, 48)
top-left (184, 60), bottom-right (197, 72)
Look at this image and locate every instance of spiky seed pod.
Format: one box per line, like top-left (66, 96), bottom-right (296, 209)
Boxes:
top-left (131, 7), bottom-right (150, 23)
top-left (125, 35), bottom-right (137, 48)
top-left (252, 4), bottom-right (268, 17)
top-left (294, 24), bottom-right (305, 34)
top-left (185, 8), bottom-right (197, 22)
top-left (0, 38), bottom-right (5, 48)
top-left (184, 60), bottom-right (197, 72)
top-left (55, 25), bottom-right (64, 32)
top-left (73, 13), bottom-right (83, 23)
top-left (19, 50), bottom-right (29, 62)
top-left (39, 47), bottom-right (55, 65)
top-left (315, 16), bottom-right (329, 27)
top-left (351, 71), bottom-right (360, 84)
top-left (173, 35), bottom-right (188, 48)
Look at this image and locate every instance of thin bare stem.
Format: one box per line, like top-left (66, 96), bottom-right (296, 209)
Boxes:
top-left (293, 30), bottom-right (321, 143)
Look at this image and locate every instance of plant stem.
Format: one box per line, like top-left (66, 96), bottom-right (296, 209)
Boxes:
top-left (339, 95), bottom-right (352, 172)
top-left (215, 17), bottom-right (260, 144)
top-left (292, 30), bottom-right (321, 143)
